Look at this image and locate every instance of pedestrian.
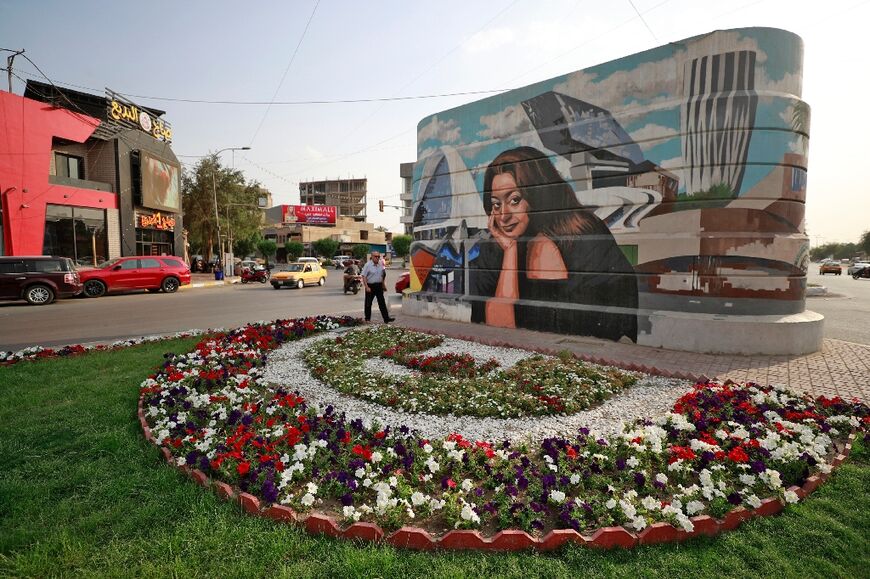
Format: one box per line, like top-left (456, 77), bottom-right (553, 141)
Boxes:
top-left (360, 251), bottom-right (395, 323)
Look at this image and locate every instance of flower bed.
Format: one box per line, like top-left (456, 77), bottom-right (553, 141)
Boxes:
top-left (1, 330), bottom-right (208, 367)
top-left (140, 316), bottom-right (869, 550)
top-left (302, 326), bottom-right (637, 418)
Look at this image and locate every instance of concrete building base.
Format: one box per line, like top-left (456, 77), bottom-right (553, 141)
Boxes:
top-left (402, 294), bottom-right (824, 356)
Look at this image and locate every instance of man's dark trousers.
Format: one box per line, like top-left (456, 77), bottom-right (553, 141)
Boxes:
top-left (364, 282), bottom-right (390, 322)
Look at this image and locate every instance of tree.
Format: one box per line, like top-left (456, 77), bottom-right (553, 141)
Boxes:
top-left (284, 240), bottom-right (304, 263)
top-left (182, 155), bottom-right (264, 262)
top-left (352, 244), bottom-right (370, 261)
top-left (861, 230), bottom-right (870, 257)
top-left (234, 232), bottom-right (261, 259)
top-left (391, 234), bottom-right (412, 266)
top-left (257, 239), bottom-right (277, 269)
top-left (312, 237), bottom-right (340, 260)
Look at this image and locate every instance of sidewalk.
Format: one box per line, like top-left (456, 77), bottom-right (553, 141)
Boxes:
top-left (393, 313), bottom-right (870, 402)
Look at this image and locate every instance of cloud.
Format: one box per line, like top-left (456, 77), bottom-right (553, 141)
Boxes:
top-left (629, 124), bottom-right (678, 150)
top-left (464, 27), bottom-right (515, 54)
top-left (478, 104), bottom-right (533, 139)
top-left (553, 30), bottom-right (767, 113)
top-left (417, 115), bottom-right (461, 146)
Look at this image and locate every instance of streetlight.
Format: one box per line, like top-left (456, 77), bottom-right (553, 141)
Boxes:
top-left (211, 146), bottom-right (250, 273)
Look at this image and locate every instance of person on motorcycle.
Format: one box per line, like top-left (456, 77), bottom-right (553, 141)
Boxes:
top-left (343, 262), bottom-right (361, 293)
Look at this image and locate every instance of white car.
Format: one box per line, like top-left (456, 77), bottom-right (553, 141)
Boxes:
top-left (332, 255), bottom-right (351, 268)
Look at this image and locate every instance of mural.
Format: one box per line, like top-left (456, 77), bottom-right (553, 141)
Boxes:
top-left (409, 28), bottom-right (810, 343)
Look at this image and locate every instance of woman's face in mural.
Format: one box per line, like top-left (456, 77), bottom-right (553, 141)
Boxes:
top-left (489, 173), bottom-right (530, 240)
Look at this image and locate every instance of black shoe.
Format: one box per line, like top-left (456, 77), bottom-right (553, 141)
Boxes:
top-left (384, 317), bottom-right (395, 323)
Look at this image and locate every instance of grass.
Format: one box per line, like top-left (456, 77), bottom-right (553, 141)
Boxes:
top-left (0, 339), bottom-right (868, 578)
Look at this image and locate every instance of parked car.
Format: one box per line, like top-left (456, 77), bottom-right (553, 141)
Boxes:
top-left (271, 262), bottom-right (328, 289)
top-left (847, 261), bottom-right (870, 276)
top-left (0, 256), bottom-right (82, 305)
top-left (395, 271), bottom-right (410, 293)
top-left (819, 261), bottom-right (842, 275)
top-left (78, 256), bottom-right (191, 297)
top-left (852, 264), bottom-right (870, 279)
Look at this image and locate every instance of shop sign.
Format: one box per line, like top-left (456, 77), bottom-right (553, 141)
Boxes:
top-left (281, 204), bottom-right (336, 225)
top-left (138, 212), bottom-right (176, 230)
top-left (106, 90), bottom-right (173, 143)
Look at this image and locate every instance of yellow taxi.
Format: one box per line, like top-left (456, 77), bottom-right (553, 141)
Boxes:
top-left (271, 262), bottom-right (328, 289)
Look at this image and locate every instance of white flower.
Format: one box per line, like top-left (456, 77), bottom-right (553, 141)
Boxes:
top-left (746, 495), bottom-right (762, 509)
top-left (300, 493), bottom-right (315, 507)
top-left (783, 490), bottom-right (799, 504)
top-left (641, 496), bottom-right (659, 511)
top-left (739, 474), bottom-right (757, 486)
top-left (685, 500), bottom-right (705, 515)
top-left (656, 473), bottom-right (668, 485)
top-left (605, 499), bottom-right (617, 510)
top-left (411, 492), bottom-right (426, 506)
top-left (549, 490), bottom-right (566, 504)
top-left (306, 482), bottom-right (318, 495)
top-left (371, 451), bottom-right (383, 464)
top-left (342, 506), bottom-right (356, 518)
top-left (423, 443), bottom-right (433, 453)
top-left (626, 456), bottom-right (640, 468)
top-left (570, 474), bottom-right (581, 485)
top-left (425, 457), bottom-right (440, 473)
top-left (461, 479), bottom-right (474, 492)
top-left (355, 468), bottom-right (366, 479)
top-left (632, 516), bottom-right (647, 531)
top-left (460, 503), bottom-right (480, 524)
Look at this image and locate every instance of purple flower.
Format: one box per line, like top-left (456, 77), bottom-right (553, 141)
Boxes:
top-left (340, 493), bottom-right (354, 506)
top-left (615, 457), bottom-right (626, 471)
top-left (262, 479), bottom-right (278, 503)
top-left (634, 472), bottom-right (646, 487)
top-left (751, 460), bottom-right (766, 474)
top-left (727, 492), bottom-right (742, 505)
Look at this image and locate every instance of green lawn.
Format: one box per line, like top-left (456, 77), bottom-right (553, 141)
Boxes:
top-left (1, 340), bottom-right (868, 578)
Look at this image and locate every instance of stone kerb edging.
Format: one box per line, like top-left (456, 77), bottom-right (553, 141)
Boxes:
top-left (137, 395), bottom-right (858, 552)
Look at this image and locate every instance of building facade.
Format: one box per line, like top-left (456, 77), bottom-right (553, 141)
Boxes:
top-left (299, 178), bottom-right (366, 222)
top-left (263, 205), bottom-right (391, 260)
top-left (0, 81), bottom-right (183, 262)
top-left (399, 162), bottom-right (414, 235)
top-left (404, 27), bottom-right (818, 355)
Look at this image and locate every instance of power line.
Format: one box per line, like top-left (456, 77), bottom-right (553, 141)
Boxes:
top-left (627, 0), bottom-right (659, 42)
top-left (248, 0), bottom-right (321, 147)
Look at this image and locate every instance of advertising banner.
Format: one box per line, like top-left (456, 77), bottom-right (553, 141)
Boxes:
top-left (140, 151), bottom-right (180, 213)
top-left (281, 204), bottom-right (336, 224)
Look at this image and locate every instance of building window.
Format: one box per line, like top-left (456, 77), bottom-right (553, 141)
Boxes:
top-left (55, 152), bottom-right (85, 180)
top-left (135, 228), bottom-right (174, 256)
top-left (360, 230), bottom-right (369, 240)
top-left (43, 204), bottom-right (108, 266)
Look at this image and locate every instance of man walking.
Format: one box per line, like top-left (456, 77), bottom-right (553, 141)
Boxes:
top-left (360, 251), bottom-right (394, 323)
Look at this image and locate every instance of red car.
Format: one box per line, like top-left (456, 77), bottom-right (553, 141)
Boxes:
top-left (395, 271), bottom-right (410, 293)
top-left (79, 256), bottom-right (191, 298)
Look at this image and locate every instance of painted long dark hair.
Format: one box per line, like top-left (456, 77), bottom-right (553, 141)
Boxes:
top-left (482, 146), bottom-right (608, 239)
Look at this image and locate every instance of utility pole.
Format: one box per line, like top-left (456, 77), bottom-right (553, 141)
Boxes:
top-left (6, 49), bottom-right (24, 93)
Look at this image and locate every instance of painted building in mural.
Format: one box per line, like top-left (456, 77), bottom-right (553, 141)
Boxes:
top-left (0, 81), bottom-right (182, 262)
top-left (406, 28), bottom-right (815, 353)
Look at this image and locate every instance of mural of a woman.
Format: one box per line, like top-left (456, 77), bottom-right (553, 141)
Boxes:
top-left (469, 147), bottom-right (638, 342)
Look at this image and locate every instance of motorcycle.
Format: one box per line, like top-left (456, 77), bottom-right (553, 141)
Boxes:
top-left (343, 273), bottom-right (362, 294)
top-left (240, 267), bottom-right (270, 284)
top-left (853, 265), bottom-right (870, 280)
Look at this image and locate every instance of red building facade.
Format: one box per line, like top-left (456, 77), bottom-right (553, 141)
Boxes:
top-left (0, 82), bottom-right (182, 262)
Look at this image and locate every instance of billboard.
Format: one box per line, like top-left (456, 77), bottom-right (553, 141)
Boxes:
top-left (282, 204), bottom-right (336, 225)
top-left (140, 151), bottom-right (180, 213)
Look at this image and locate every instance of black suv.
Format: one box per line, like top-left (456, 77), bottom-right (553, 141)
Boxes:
top-left (0, 256), bottom-right (83, 305)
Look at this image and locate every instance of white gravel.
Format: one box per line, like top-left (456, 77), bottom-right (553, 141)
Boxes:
top-left (263, 329), bottom-right (692, 444)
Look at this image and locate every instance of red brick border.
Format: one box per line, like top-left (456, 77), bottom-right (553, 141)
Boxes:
top-left (140, 392), bottom-right (859, 552)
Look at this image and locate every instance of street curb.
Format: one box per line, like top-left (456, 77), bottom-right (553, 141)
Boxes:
top-left (180, 278), bottom-right (241, 291)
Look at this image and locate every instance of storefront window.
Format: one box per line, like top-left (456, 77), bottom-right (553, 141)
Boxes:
top-left (43, 204), bottom-right (107, 266)
top-left (136, 228), bottom-right (174, 256)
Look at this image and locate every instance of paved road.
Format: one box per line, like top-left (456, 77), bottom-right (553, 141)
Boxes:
top-left (0, 280), bottom-right (385, 351)
top-left (1, 266), bottom-right (867, 351)
top-left (806, 267), bottom-right (870, 345)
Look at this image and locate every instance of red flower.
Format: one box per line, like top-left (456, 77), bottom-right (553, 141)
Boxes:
top-left (566, 447), bottom-right (578, 460)
top-left (237, 461), bottom-right (251, 475)
top-left (728, 447), bottom-right (749, 463)
top-left (341, 431), bottom-right (351, 444)
top-left (352, 444), bottom-right (373, 461)
top-left (374, 431), bottom-right (386, 439)
top-left (446, 478), bottom-right (456, 489)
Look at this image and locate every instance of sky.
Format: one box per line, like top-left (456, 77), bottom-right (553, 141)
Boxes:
top-left (2, 0), bottom-right (868, 244)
